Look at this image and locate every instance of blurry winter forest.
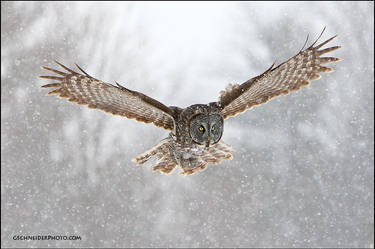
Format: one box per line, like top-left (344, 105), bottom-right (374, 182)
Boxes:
top-left (1, 1), bottom-right (374, 248)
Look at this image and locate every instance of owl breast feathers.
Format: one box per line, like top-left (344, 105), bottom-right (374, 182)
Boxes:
top-left (40, 28), bottom-right (341, 175)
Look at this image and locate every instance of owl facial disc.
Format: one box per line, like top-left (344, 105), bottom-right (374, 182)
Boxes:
top-left (189, 113), bottom-right (223, 147)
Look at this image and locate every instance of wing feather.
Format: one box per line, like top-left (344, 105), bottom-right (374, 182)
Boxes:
top-left (40, 61), bottom-right (175, 130)
top-left (219, 29), bottom-right (341, 119)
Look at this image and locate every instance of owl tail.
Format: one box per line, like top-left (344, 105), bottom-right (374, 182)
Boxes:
top-left (131, 138), bottom-right (178, 174)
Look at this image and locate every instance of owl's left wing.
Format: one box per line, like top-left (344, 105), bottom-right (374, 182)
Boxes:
top-left (40, 61), bottom-right (176, 130)
top-left (219, 29), bottom-right (341, 119)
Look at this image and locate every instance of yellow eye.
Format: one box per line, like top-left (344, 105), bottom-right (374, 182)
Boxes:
top-left (211, 126), bottom-right (215, 131)
top-left (198, 126), bottom-right (205, 132)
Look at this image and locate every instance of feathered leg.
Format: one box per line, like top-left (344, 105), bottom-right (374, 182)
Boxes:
top-left (132, 138), bottom-right (178, 174)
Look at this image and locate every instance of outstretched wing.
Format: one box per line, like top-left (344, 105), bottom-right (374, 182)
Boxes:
top-left (219, 28), bottom-right (342, 119)
top-left (40, 61), bottom-right (175, 130)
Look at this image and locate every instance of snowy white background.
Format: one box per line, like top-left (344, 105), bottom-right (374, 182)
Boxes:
top-left (1, 1), bottom-right (374, 248)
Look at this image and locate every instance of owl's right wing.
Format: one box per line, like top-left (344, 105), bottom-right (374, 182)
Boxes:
top-left (218, 28), bottom-right (341, 119)
top-left (40, 61), bottom-right (175, 130)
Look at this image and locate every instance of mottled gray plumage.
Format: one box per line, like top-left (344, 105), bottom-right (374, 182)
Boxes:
top-left (40, 28), bottom-right (341, 175)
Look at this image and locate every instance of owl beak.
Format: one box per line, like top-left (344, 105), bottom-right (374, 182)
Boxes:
top-left (205, 136), bottom-right (211, 148)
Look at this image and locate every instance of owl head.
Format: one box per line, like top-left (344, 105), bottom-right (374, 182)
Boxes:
top-left (189, 112), bottom-right (223, 147)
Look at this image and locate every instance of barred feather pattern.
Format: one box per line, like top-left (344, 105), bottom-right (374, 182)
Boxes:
top-left (177, 141), bottom-right (233, 176)
top-left (40, 61), bottom-right (175, 130)
top-left (131, 138), bottom-right (178, 175)
top-left (219, 30), bottom-right (341, 119)
top-left (132, 137), bottom-right (233, 176)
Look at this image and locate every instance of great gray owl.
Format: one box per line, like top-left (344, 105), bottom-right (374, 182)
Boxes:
top-left (40, 28), bottom-right (341, 175)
